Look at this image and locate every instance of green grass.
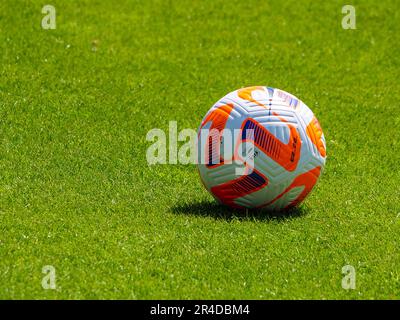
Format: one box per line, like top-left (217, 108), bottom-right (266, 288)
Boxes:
top-left (1, 0), bottom-right (400, 299)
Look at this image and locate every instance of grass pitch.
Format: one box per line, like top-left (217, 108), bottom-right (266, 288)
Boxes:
top-left (1, 0), bottom-right (399, 299)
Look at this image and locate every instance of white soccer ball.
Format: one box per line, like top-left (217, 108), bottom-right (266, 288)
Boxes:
top-left (197, 86), bottom-right (326, 210)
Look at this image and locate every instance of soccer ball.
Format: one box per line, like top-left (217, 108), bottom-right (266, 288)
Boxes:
top-left (197, 86), bottom-right (326, 210)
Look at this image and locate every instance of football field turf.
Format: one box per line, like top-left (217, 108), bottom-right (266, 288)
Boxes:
top-left (1, 0), bottom-right (399, 299)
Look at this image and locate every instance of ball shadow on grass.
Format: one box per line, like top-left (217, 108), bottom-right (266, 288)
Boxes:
top-left (171, 200), bottom-right (308, 222)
